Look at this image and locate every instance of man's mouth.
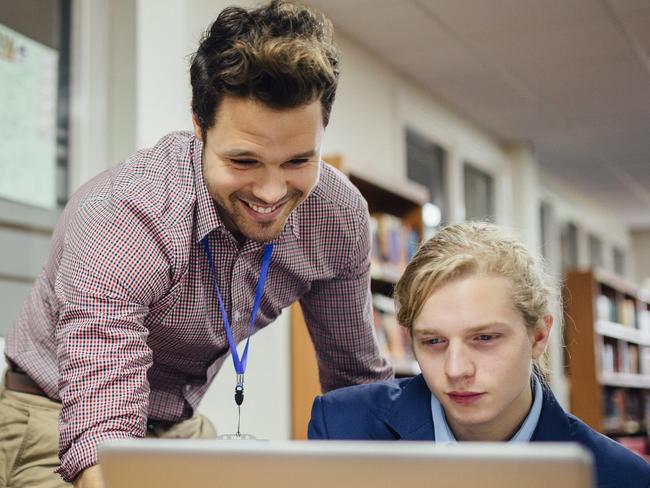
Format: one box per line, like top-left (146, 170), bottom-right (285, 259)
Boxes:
top-left (244, 200), bottom-right (283, 214)
top-left (239, 198), bottom-right (288, 221)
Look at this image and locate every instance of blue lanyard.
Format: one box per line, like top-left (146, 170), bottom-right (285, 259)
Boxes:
top-left (202, 237), bottom-right (273, 406)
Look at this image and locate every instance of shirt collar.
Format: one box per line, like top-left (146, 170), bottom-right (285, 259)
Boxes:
top-left (192, 136), bottom-right (300, 243)
top-left (430, 375), bottom-right (544, 443)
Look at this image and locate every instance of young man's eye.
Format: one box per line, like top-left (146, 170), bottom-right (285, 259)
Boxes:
top-left (422, 337), bottom-right (445, 346)
top-left (475, 334), bottom-right (496, 342)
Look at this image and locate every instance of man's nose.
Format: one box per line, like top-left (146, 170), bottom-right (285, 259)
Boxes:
top-left (252, 167), bottom-right (287, 204)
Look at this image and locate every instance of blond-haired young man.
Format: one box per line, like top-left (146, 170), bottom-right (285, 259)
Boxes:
top-left (309, 222), bottom-right (650, 488)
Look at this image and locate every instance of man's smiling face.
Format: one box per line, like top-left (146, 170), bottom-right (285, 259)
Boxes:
top-left (195, 96), bottom-right (324, 243)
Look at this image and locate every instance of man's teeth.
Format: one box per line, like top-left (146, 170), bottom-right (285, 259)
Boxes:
top-left (246, 201), bottom-right (281, 214)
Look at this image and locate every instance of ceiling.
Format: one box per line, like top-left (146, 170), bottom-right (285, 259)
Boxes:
top-left (307, 0), bottom-right (650, 229)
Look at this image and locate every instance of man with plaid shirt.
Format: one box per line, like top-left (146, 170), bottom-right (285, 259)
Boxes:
top-left (0, 2), bottom-right (392, 487)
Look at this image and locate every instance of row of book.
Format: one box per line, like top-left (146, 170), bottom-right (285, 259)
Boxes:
top-left (596, 293), bottom-right (650, 331)
top-left (601, 340), bottom-right (650, 375)
top-left (603, 387), bottom-right (650, 436)
top-left (370, 213), bottom-right (420, 269)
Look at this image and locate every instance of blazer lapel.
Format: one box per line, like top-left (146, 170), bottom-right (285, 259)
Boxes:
top-left (383, 376), bottom-right (571, 443)
top-left (385, 375), bottom-right (435, 441)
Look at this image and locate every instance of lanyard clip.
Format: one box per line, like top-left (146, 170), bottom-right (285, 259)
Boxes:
top-left (235, 374), bottom-right (245, 406)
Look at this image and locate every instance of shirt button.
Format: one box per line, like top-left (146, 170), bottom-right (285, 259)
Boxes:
top-left (233, 310), bottom-right (241, 321)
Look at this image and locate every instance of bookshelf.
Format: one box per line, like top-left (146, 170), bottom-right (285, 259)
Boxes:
top-left (564, 269), bottom-right (650, 458)
top-left (290, 156), bottom-right (429, 439)
top-left (354, 166), bottom-right (428, 377)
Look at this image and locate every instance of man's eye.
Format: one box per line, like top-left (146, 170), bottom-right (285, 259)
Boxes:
top-left (286, 158), bottom-right (310, 166)
top-left (230, 159), bottom-right (257, 166)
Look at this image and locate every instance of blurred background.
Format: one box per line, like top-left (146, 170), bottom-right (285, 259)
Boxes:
top-left (1, 0), bottom-right (649, 457)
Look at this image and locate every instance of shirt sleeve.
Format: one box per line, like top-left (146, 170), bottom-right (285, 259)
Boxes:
top-left (53, 190), bottom-right (172, 482)
top-left (299, 205), bottom-right (393, 393)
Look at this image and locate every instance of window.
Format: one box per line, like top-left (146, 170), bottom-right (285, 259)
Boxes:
top-left (0, 0), bottom-right (71, 207)
top-left (560, 222), bottom-right (579, 271)
top-left (406, 128), bottom-right (447, 236)
top-left (464, 163), bottom-right (495, 222)
top-left (540, 202), bottom-right (554, 261)
top-left (613, 247), bottom-right (626, 277)
top-left (588, 234), bottom-right (604, 269)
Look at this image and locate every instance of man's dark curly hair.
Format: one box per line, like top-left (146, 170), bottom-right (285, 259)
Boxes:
top-left (190, 0), bottom-right (340, 140)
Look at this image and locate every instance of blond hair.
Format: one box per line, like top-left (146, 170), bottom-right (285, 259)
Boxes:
top-left (394, 222), bottom-right (557, 380)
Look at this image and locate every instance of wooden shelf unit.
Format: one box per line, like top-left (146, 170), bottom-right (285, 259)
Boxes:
top-left (564, 269), bottom-right (650, 445)
top-left (290, 156), bottom-right (428, 439)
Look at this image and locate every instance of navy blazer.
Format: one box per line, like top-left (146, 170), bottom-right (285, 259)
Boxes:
top-left (309, 375), bottom-right (650, 488)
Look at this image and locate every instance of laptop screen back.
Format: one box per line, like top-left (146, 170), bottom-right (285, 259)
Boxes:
top-left (99, 439), bottom-right (593, 488)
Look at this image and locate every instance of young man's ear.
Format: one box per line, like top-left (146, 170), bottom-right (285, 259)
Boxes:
top-left (191, 113), bottom-right (203, 142)
top-left (531, 315), bottom-right (553, 360)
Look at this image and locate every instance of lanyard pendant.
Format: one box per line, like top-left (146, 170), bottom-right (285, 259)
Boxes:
top-left (235, 373), bottom-right (245, 406)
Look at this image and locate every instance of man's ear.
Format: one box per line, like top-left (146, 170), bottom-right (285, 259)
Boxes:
top-left (531, 315), bottom-right (553, 360)
top-left (191, 113), bottom-right (203, 142)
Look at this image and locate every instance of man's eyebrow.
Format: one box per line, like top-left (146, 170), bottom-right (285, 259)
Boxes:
top-left (412, 322), bottom-right (510, 336)
top-left (289, 149), bottom-right (317, 159)
top-left (222, 149), bottom-right (318, 159)
top-left (222, 149), bottom-right (260, 158)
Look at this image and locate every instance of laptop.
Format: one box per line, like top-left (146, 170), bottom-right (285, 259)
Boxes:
top-left (99, 439), bottom-right (594, 488)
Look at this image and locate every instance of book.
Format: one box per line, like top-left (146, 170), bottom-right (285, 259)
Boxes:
top-left (639, 309), bottom-right (650, 333)
top-left (603, 387), bottom-right (626, 430)
top-left (370, 213), bottom-right (419, 269)
top-left (640, 347), bottom-right (650, 376)
top-left (596, 295), bottom-right (612, 321)
top-left (628, 344), bottom-right (640, 375)
top-left (601, 341), bottom-right (615, 374)
top-left (619, 298), bottom-right (637, 327)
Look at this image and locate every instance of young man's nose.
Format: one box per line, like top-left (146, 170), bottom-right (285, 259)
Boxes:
top-left (444, 342), bottom-right (475, 380)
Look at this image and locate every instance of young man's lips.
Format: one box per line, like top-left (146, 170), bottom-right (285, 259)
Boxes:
top-left (447, 392), bottom-right (485, 405)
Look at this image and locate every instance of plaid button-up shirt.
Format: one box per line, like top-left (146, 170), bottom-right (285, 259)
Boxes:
top-left (6, 132), bottom-right (392, 482)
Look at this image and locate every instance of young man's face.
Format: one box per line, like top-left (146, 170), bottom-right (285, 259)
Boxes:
top-left (411, 274), bottom-right (550, 441)
top-left (194, 96), bottom-right (324, 243)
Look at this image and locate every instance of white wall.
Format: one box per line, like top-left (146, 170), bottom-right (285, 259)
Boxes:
top-left (136, 0), bottom-right (196, 148)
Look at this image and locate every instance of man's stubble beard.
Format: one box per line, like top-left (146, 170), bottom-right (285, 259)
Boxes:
top-left (214, 190), bottom-right (303, 243)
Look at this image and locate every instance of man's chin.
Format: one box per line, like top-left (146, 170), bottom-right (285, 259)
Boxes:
top-left (239, 223), bottom-right (285, 243)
